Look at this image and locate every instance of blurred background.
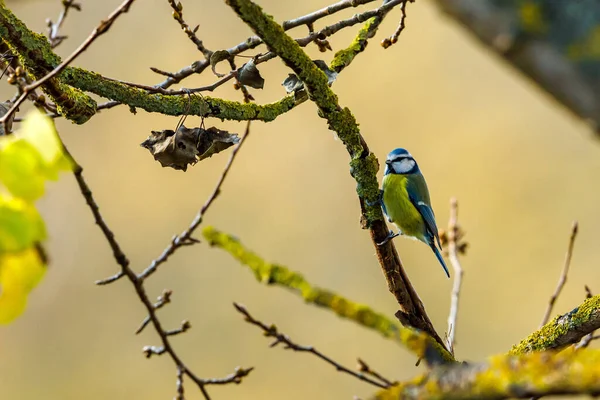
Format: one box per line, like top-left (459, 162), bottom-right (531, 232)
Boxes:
top-left (1, 0), bottom-right (599, 399)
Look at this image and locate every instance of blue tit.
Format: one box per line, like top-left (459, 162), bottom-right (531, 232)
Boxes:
top-left (379, 148), bottom-right (449, 278)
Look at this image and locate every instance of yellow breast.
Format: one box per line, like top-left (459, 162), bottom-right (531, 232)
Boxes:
top-left (382, 174), bottom-right (426, 240)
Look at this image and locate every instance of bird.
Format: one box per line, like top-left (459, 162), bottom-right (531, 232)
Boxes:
top-left (376, 148), bottom-right (449, 278)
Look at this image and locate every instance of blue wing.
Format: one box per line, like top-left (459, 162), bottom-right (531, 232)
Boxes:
top-left (406, 174), bottom-right (442, 249)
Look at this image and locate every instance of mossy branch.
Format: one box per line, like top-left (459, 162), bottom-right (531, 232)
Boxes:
top-left (510, 294), bottom-right (600, 354)
top-left (374, 348), bottom-right (600, 400)
top-left (0, 3), bottom-right (297, 123)
top-left (0, 3), bottom-right (96, 123)
top-left (202, 226), bottom-right (453, 366)
top-left (225, 0), bottom-right (452, 359)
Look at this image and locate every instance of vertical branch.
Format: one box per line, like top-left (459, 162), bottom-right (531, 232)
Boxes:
top-left (539, 221), bottom-right (579, 327)
top-left (445, 198), bottom-right (464, 355)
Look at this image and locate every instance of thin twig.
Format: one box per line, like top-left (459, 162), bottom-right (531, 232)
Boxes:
top-left (167, 0), bottom-right (212, 59)
top-left (47, 0), bottom-right (82, 48)
top-left (137, 121), bottom-right (252, 280)
top-left (234, 303), bottom-right (387, 389)
top-left (356, 358), bottom-right (396, 388)
top-left (0, 0), bottom-right (137, 127)
top-left (446, 198), bottom-right (464, 355)
top-left (540, 221), bottom-right (579, 327)
top-left (175, 366), bottom-right (185, 400)
top-left (381, 0), bottom-right (412, 48)
top-left (117, 0), bottom-right (404, 97)
top-left (135, 289), bottom-right (173, 334)
top-left (64, 130), bottom-right (252, 399)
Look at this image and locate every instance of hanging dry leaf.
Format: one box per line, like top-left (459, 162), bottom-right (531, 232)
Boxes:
top-left (237, 59), bottom-right (264, 89)
top-left (140, 125), bottom-right (239, 171)
top-left (282, 74), bottom-right (304, 93)
top-left (210, 50), bottom-right (231, 78)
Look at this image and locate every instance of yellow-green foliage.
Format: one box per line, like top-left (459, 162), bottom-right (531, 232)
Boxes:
top-left (0, 110), bottom-right (74, 323)
top-left (203, 226), bottom-right (454, 365)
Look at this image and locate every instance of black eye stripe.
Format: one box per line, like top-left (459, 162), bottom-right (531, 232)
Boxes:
top-left (391, 156), bottom-right (414, 163)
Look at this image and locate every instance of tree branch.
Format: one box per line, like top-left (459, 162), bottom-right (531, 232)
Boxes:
top-left (225, 0), bottom-right (452, 360)
top-left (375, 348), bottom-right (600, 400)
top-left (511, 294), bottom-right (600, 354)
top-left (0, 3), bottom-right (96, 123)
top-left (234, 303), bottom-right (387, 389)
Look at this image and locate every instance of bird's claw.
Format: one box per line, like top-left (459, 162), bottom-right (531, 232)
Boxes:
top-left (377, 230), bottom-right (400, 246)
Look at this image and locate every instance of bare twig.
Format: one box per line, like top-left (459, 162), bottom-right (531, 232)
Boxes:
top-left (137, 121), bottom-right (252, 280)
top-left (64, 130), bottom-right (252, 398)
top-left (47, 0), bottom-right (82, 48)
top-left (540, 221), bottom-right (579, 327)
top-left (233, 303), bottom-right (387, 389)
top-left (0, 0), bottom-right (137, 128)
top-left (167, 0), bottom-right (212, 59)
top-left (381, 0), bottom-right (412, 48)
top-left (135, 289), bottom-right (173, 334)
top-left (446, 198), bottom-right (465, 355)
top-left (356, 358), bottom-right (396, 388)
top-left (175, 366), bottom-right (185, 400)
top-left (165, 320), bottom-right (192, 336)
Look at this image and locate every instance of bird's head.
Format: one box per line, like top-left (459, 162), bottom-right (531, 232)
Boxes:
top-left (384, 148), bottom-right (419, 175)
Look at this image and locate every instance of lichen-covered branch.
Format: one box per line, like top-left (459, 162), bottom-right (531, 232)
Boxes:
top-left (330, 0), bottom-right (409, 73)
top-left (510, 294), bottom-right (600, 354)
top-left (0, 3), bottom-right (297, 123)
top-left (0, 3), bottom-right (96, 123)
top-left (203, 226), bottom-right (453, 366)
top-left (374, 348), bottom-right (600, 400)
top-left (225, 0), bottom-right (452, 359)
top-left (60, 67), bottom-right (297, 121)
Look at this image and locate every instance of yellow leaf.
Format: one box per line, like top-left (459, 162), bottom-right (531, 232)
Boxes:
top-left (0, 247), bottom-right (46, 324)
top-left (0, 195), bottom-right (47, 253)
top-left (20, 109), bottom-right (70, 168)
top-left (0, 139), bottom-right (47, 201)
top-left (0, 109), bottom-right (74, 201)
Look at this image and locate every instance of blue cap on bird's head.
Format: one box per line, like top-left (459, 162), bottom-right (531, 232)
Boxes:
top-left (384, 148), bottom-right (419, 175)
top-left (387, 148), bottom-right (411, 159)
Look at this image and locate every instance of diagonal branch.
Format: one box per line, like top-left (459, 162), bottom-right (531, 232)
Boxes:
top-left (225, 0), bottom-right (452, 360)
top-left (511, 294), bottom-right (600, 354)
top-left (64, 127), bottom-right (253, 400)
top-left (234, 303), bottom-right (387, 389)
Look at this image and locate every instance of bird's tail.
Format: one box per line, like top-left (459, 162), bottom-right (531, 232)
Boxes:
top-left (431, 244), bottom-right (450, 278)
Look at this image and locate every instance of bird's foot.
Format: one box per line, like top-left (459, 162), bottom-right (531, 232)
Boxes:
top-left (377, 230), bottom-right (400, 246)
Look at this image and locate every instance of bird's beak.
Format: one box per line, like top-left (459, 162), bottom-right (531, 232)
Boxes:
top-left (385, 160), bottom-right (391, 165)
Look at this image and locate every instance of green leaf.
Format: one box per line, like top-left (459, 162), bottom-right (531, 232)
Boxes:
top-left (0, 196), bottom-right (47, 253)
